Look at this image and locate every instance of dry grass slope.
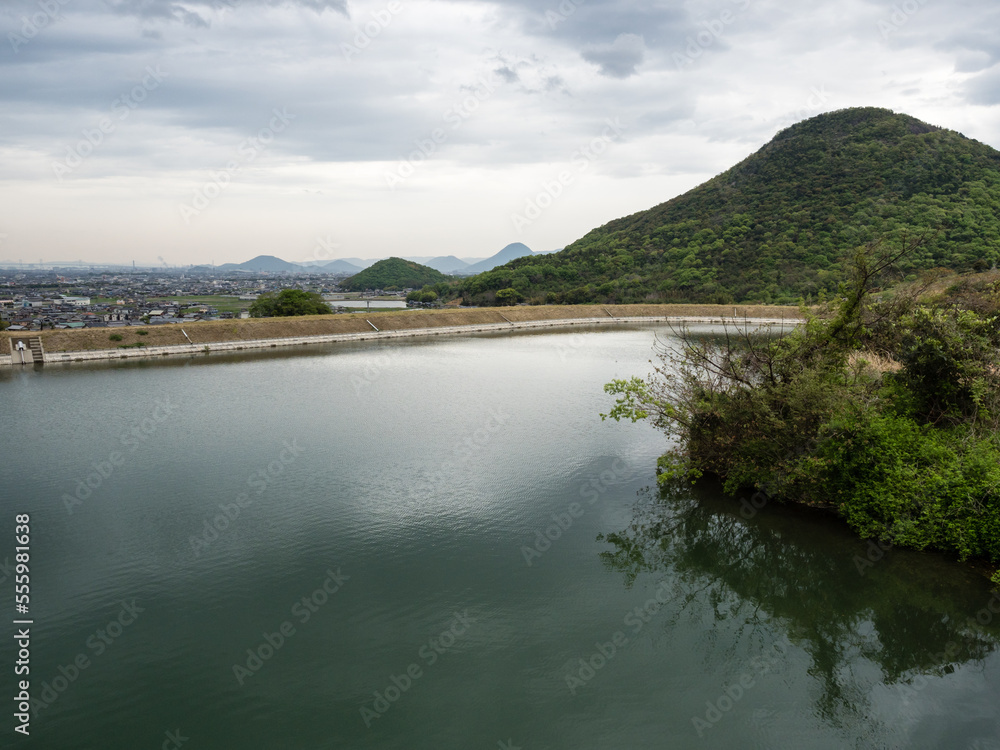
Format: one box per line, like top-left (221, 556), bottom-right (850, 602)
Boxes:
top-left (2, 304), bottom-right (800, 353)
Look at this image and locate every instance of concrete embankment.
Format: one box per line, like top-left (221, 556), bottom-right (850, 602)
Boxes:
top-left (2, 305), bottom-right (803, 367)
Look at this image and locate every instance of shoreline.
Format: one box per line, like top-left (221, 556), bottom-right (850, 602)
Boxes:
top-left (3, 310), bottom-right (802, 367)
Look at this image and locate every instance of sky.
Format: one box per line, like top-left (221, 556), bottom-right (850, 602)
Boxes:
top-left (1, 0), bottom-right (999, 267)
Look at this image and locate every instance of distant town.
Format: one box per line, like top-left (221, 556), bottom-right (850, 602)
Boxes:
top-left (0, 243), bottom-right (547, 330)
top-left (0, 268), bottom-right (413, 332)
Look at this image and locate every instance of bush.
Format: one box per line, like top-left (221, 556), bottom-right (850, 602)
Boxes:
top-left (495, 288), bottom-right (521, 305)
top-left (887, 307), bottom-right (1000, 425)
top-left (109, 333), bottom-right (123, 342)
top-left (806, 411), bottom-right (1000, 560)
top-left (137, 329), bottom-right (149, 336)
top-left (249, 289), bottom-right (332, 317)
top-left (604, 238), bottom-right (1000, 568)
top-left (406, 289), bottom-right (438, 304)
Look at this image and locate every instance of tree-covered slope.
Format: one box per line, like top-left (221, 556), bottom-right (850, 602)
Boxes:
top-left (341, 257), bottom-right (450, 291)
top-left (461, 108), bottom-right (1000, 305)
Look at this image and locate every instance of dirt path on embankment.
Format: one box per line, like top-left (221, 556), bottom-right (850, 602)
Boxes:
top-left (2, 304), bottom-right (803, 365)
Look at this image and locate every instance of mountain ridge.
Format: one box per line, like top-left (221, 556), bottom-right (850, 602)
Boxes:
top-left (180, 245), bottom-right (539, 276)
top-left (459, 107), bottom-right (1000, 305)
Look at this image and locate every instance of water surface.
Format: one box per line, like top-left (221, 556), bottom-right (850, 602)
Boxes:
top-left (1, 326), bottom-right (998, 749)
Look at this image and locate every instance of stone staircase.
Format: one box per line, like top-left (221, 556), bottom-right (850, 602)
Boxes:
top-left (28, 337), bottom-right (43, 364)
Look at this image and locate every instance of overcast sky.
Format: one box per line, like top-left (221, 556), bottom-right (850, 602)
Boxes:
top-left (1, 0), bottom-right (999, 266)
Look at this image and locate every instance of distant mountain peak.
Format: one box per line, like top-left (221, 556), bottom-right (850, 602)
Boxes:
top-left (460, 243), bottom-right (535, 275)
top-left (460, 108), bottom-right (1000, 304)
top-left (340, 257), bottom-right (450, 291)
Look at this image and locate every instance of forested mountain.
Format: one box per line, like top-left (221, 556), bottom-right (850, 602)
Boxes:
top-left (460, 108), bottom-right (1000, 305)
top-left (340, 257), bottom-right (451, 291)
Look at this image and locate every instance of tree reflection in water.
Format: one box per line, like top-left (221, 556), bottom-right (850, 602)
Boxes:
top-left (597, 477), bottom-right (1000, 727)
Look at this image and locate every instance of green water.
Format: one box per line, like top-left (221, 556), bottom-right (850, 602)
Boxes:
top-left (1, 326), bottom-right (998, 749)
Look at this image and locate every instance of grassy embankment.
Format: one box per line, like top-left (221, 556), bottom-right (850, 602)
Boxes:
top-left (1, 304), bottom-right (797, 353)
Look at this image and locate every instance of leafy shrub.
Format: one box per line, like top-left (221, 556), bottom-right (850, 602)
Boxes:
top-left (406, 289), bottom-right (439, 304)
top-left (604, 239), bottom-right (1000, 569)
top-left (806, 411), bottom-right (1000, 560)
top-left (109, 333), bottom-right (123, 342)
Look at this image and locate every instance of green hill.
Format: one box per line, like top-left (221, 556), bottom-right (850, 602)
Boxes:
top-left (340, 257), bottom-right (450, 291)
top-left (460, 108), bottom-right (1000, 305)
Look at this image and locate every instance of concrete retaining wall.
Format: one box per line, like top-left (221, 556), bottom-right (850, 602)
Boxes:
top-left (4, 315), bottom-right (800, 367)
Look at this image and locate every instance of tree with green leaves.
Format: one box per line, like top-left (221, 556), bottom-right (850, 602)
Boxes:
top-left (249, 289), bottom-right (332, 317)
top-left (406, 288), bottom-right (438, 304)
top-left (495, 288), bottom-right (521, 305)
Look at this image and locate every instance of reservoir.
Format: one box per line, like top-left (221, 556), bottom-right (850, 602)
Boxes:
top-left (328, 299), bottom-right (408, 310)
top-left (1, 325), bottom-right (998, 748)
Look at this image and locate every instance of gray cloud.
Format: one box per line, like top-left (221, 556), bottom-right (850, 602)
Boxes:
top-left (105, 0), bottom-right (349, 22)
top-left (0, 0), bottom-right (997, 264)
top-left (106, 0), bottom-right (211, 27)
top-left (582, 32), bottom-right (645, 78)
top-left (965, 64), bottom-right (1000, 105)
top-left (491, 0), bottom-right (687, 47)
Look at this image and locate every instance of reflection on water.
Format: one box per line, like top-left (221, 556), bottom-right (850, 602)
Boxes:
top-left (4, 325), bottom-right (999, 749)
top-left (598, 478), bottom-right (1000, 730)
